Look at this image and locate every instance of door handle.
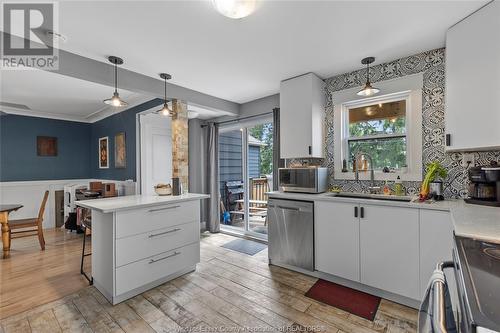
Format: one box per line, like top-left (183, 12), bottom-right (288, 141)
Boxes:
top-left (308, 146), bottom-right (312, 155)
top-left (354, 206), bottom-right (358, 218)
top-left (148, 251), bottom-right (181, 264)
top-left (148, 228), bottom-right (181, 238)
top-left (148, 205), bottom-right (180, 213)
top-left (360, 207), bottom-right (365, 219)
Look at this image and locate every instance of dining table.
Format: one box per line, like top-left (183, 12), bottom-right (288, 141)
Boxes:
top-left (0, 204), bottom-right (23, 259)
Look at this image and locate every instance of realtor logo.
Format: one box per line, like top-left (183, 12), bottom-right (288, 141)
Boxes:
top-left (1, 2), bottom-right (59, 69)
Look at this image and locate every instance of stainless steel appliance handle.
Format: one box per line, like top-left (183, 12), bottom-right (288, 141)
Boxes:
top-left (148, 251), bottom-right (181, 264)
top-left (277, 205), bottom-right (300, 211)
top-left (148, 205), bottom-right (180, 213)
top-left (431, 261), bottom-right (454, 333)
top-left (148, 228), bottom-right (181, 238)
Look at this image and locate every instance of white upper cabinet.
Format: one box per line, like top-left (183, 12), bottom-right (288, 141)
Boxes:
top-left (279, 73), bottom-right (325, 158)
top-left (445, 1), bottom-right (500, 151)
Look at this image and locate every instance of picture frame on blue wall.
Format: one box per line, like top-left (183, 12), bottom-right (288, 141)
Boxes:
top-left (99, 136), bottom-right (109, 169)
top-left (114, 132), bottom-right (126, 168)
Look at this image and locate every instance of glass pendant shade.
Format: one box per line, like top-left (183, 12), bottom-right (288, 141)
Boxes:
top-left (356, 57), bottom-right (380, 97)
top-left (157, 73), bottom-right (173, 116)
top-left (104, 56), bottom-right (128, 107)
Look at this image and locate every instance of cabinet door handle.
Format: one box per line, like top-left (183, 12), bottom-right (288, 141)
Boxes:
top-left (360, 207), bottom-right (365, 219)
top-left (354, 206), bottom-right (358, 218)
top-left (148, 205), bottom-right (180, 213)
top-left (445, 134), bottom-right (451, 147)
top-left (148, 228), bottom-right (181, 238)
top-left (148, 251), bottom-right (181, 264)
top-left (308, 146), bottom-right (312, 155)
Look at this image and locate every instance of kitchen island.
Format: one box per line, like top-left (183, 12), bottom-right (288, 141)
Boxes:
top-left (76, 193), bottom-right (209, 304)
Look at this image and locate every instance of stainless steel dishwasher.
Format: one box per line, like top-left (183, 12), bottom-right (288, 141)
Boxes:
top-left (268, 198), bottom-right (314, 271)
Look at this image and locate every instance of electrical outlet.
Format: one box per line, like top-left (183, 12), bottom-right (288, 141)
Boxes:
top-left (462, 153), bottom-right (475, 167)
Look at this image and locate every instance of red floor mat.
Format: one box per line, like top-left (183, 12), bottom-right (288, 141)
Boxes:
top-left (305, 279), bottom-right (381, 321)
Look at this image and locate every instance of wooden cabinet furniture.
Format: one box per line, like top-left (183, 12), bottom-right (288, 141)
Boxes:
top-left (445, 1), bottom-right (500, 151)
top-left (359, 205), bottom-right (420, 300)
top-left (315, 201), bottom-right (360, 281)
top-left (77, 194), bottom-right (208, 304)
top-left (279, 73), bottom-right (325, 158)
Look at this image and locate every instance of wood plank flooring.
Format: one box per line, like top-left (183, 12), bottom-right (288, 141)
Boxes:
top-left (0, 230), bottom-right (418, 332)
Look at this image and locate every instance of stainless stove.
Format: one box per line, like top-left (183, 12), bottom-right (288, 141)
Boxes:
top-left (454, 235), bottom-right (500, 333)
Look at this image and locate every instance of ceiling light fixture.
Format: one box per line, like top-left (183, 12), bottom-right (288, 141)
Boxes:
top-left (357, 57), bottom-right (380, 97)
top-left (103, 56), bottom-right (128, 107)
top-left (212, 0), bottom-right (257, 19)
top-left (157, 73), bottom-right (173, 116)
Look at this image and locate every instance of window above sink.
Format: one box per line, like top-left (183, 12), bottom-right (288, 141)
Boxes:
top-left (332, 74), bottom-right (423, 182)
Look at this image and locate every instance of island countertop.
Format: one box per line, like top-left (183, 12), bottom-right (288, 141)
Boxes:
top-left (76, 193), bottom-right (209, 213)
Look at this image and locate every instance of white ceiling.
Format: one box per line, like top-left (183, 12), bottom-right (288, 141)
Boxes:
top-left (50, 0), bottom-right (486, 104)
top-left (0, 69), bottom-right (152, 122)
top-left (0, 69), bottom-right (231, 122)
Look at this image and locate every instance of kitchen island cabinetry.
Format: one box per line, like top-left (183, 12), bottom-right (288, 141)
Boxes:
top-left (77, 193), bottom-right (209, 304)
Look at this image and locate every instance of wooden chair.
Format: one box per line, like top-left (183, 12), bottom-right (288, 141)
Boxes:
top-left (8, 190), bottom-right (49, 250)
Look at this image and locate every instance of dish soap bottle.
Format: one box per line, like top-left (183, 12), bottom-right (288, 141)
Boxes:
top-left (383, 181), bottom-right (391, 196)
top-left (395, 176), bottom-right (404, 196)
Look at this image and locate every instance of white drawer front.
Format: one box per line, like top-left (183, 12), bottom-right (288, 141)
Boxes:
top-left (115, 242), bottom-right (200, 296)
top-left (115, 200), bottom-right (199, 239)
top-left (116, 222), bottom-right (199, 267)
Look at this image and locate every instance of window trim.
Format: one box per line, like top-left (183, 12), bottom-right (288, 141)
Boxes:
top-left (332, 74), bottom-right (423, 182)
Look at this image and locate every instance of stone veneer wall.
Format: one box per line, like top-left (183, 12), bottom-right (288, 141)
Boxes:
top-left (172, 99), bottom-right (189, 192)
top-left (289, 48), bottom-right (500, 198)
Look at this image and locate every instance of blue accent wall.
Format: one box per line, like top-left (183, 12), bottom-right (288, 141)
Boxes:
top-left (0, 99), bottom-right (163, 182)
top-left (90, 99), bottom-right (163, 181)
top-left (0, 114), bottom-right (91, 181)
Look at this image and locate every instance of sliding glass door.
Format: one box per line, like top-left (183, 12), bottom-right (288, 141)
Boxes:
top-left (218, 118), bottom-right (273, 240)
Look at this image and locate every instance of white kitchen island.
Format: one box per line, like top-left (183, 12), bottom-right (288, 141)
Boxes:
top-left (76, 193), bottom-right (209, 304)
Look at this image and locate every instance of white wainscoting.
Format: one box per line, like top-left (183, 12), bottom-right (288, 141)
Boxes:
top-left (0, 179), bottom-right (136, 229)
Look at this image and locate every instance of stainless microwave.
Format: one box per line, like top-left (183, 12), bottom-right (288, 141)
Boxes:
top-left (278, 167), bottom-right (328, 193)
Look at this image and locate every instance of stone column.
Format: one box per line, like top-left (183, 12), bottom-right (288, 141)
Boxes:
top-left (171, 99), bottom-right (189, 192)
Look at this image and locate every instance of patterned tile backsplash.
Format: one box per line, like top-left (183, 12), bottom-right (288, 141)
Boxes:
top-left (288, 48), bottom-right (500, 198)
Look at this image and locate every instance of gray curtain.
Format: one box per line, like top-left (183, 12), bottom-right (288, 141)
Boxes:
top-left (272, 108), bottom-right (285, 191)
top-left (206, 122), bottom-right (220, 233)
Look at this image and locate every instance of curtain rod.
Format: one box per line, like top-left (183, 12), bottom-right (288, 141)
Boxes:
top-left (201, 110), bottom-right (276, 128)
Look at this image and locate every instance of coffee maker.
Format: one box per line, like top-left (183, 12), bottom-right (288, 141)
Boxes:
top-left (465, 161), bottom-right (500, 207)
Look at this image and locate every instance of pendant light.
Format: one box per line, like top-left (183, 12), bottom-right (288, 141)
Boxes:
top-left (157, 73), bottom-right (173, 116)
top-left (103, 56), bottom-right (128, 107)
top-left (357, 57), bottom-right (380, 97)
top-left (212, 0), bottom-right (257, 19)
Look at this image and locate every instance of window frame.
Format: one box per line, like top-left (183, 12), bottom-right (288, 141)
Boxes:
top-left (343, 93), bottom-right (410, 171)
top-left (332, 74), bottom-right (423, 182)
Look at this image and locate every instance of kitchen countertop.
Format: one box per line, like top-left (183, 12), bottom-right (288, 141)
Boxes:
top-left (76, 193), bottom-right (209, 213)
top-left (267, 191), bottom-right (500, 243)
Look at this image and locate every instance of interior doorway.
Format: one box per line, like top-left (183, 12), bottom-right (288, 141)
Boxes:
top-left (139, 113), bottom-right (172, 195)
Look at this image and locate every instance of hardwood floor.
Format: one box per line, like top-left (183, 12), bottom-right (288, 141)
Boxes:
top-left (0, 230), bottom-right (418, 333)
top-left (0, 228), bottom-right (90, 320)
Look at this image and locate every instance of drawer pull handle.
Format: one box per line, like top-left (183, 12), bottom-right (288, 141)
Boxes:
top-left (148, 251), bottom-right (181, 264)
top-left (148, 228), bottom-right (181, 238)
top-left (148, 205), bottom-right (180, 213)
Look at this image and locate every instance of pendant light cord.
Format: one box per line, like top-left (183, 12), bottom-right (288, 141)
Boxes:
top-left (114, 61), bottom-right (118, 93)
top-left (164, 77), bottom-right (167, 106)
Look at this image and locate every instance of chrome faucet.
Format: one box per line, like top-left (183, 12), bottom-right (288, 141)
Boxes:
top-left (354, 152), bottom-right (379, 193)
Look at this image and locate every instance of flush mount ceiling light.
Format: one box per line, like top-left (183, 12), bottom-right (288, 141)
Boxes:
top-left (357, 57), bottom-right (380, 97)
top-left (103, 56), bottom-right (128, 107)
top-left (212, 0), bottom-right (257, 19)
top-left (157, 73), bottom-right (174, 116)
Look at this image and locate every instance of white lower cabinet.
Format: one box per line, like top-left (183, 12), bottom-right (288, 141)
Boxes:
top-left (419, 209), bottom-right (454, 300)
top-left (315, 201), bottom-right (360, 281)
top-left (360, 205), bottom-right (420, 300)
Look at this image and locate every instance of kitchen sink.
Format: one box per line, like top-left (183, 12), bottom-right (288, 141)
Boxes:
top-left (325, 192), bottom-right (413, 202)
